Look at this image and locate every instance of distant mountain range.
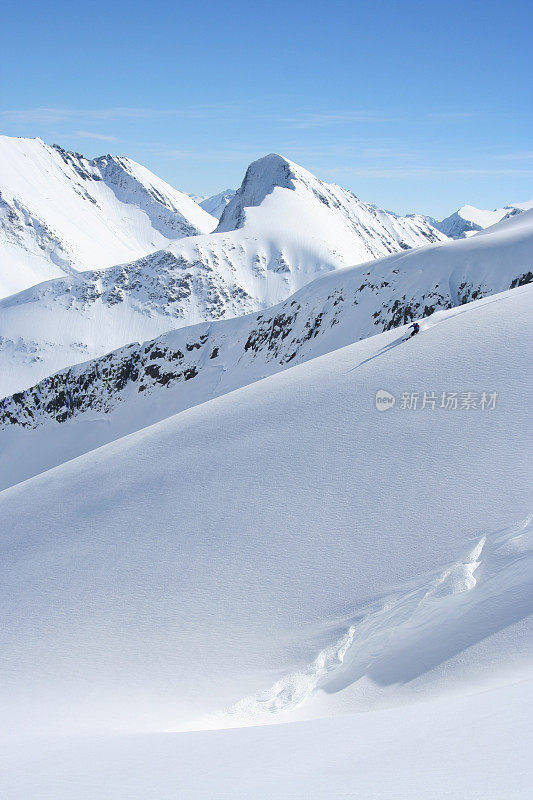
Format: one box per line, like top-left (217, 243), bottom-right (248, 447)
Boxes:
top-left (200, 189), bottom-right (237, 219)
top-left (1, 135), bottom-right (531, 401)
top-left (428, 200), bottom-right (533, 239)
top-left (199, 191), bottom-right (533, 240)
top-left (0, 144), bottom-right (447, 395)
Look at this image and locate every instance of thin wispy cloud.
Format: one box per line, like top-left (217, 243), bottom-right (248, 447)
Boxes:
top-left (278, 111), bottom-right (394, 129)
top-left (323, 166), bottom-right (533, 179)
top-left (495, 151), bottom-right (533, 161)
top-left (430, 111), bottom-right (475, 121)
top-left (157, 146), bottom-right (261, 163)
top-left (0, 107), bottom-right (160, 123)
top-left (358, 147), bottom-right (417, 160)
top-left (163, 149), bottom-right (196, 158)
top-left (0, 104), bottom-right (239, 125)
top-left (76, 130), bottom-right (117, 142)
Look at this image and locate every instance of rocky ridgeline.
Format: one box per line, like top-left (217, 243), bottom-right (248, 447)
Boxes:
top-left (4, 262), bottom-right (529, 430)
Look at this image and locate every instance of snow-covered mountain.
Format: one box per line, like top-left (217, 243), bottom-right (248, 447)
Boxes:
top-left (0, 136), bottom-right (217, 298)
top-left (187, 192), bottom-right (207, 204)
top-left (1, 209), bottom-right (531, 487)
top-left (1, 140), bottom-right (532, 797)
top-left (200, 189), bottom-right (236, 219)
top-left (0, 280), bottom-right (531, 760)
top-left (433, 199), bottom-right (533, 239)
top-left (0, 153), bottom-right (448, 395)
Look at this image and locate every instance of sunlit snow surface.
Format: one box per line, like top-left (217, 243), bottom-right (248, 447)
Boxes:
top-left (1, 679), bottom-right (530, 799)
top-left (0, 282), bottom-right (531, 797)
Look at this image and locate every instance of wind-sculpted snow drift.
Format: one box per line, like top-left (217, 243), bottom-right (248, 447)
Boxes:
top-left (0, 135), bottom-right (217, 297)
top-left (1, 209), bottom-right (531, 490)
top-left (0, 151), bottom-right (447, 395)
top-left (0, 284), bottom-right (531, 740)
top-left (230, 518), bottom-right (532, 719)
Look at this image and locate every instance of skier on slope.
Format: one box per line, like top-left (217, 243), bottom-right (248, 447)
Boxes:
top-left (408, 321), bottom-right (420, 338)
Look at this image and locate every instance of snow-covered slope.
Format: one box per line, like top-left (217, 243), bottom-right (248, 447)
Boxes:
top-left (0, 285), bottom-right (531, 743)
top-left (0, 205), bottom-right (529, 402)
top-left (0, 136), bottom-right (217, 297)
top-left (200, 189), bottom-right (236, 219)
top-left (434, 199), bottom-right (533, 239)
top-left (0, 153), bottom-right (448, 396)
top-left (2, 678), bottom-right (530, 799)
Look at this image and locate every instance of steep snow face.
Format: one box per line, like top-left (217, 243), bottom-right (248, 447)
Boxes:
top-left (200, 189), bottom-right (236, 219)
top-left (0, 136), bottom-right (217, 297)
top-left (0, 287), bottom-right (531, 739)
top-left (0, 153), bottom-right (448, 395)
top-left (216, 154), bottom-right (445, 249)
top-left (434, 200), bottom-right (533, 239)
top-left (0, 206), bottom-right (530, 401)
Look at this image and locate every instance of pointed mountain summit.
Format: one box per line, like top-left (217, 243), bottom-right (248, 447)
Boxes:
top-left (216, 153), bottom-right (445, 251)
top-left (216, 154), bottom-right (297, 231)
top-left (0, 136), bottom-right (217, 297)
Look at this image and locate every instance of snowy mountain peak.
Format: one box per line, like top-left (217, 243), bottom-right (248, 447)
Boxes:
top-left (91, 151), bottom-right (217, 237)
top-left (0, 135), bottom-right (217, 297)
top-left (434, 200), bottom-right (533, 239)
top-left (217, 153), bottom-right (298, 231)
top-left (217, 152), bottom-right (447, 245)
top-left (46, 143), bottom-right (217, 238)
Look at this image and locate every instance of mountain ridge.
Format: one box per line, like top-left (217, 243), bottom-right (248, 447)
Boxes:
top-left (0, 146), bottom-right (447, 396)
top-left (200, 189), bottom-right (236, 219)
top-left (431, 199), bottom-right (533, 238)
top-left (0, 135), bottom-right (217, 297)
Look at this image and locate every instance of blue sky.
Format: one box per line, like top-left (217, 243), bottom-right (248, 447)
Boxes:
top-left (1, 0), bottom-right (532, 218)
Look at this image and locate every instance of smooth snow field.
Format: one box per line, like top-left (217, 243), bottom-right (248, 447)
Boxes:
top-left (1, 679), bottom-right (530, 799)
top-left (0, 285), bottom-right (531, 797)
